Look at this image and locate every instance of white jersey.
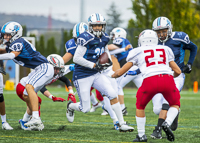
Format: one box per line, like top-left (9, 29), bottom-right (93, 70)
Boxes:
top-left (126, 45), bottom-right (174, 79)
top-left (20, 65), bottom-right (71, 87)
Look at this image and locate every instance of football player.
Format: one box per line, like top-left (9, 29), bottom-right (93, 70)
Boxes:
top-left (17, 54), bottom-right (75, 130)
top-left (63, 22), bottom-right (120, 130)
top-left (150, 17), bottom-right (197, 139)
top-left (0, 22), bottom-right (58, 130)
top-left (108, 27), bottom-right (143, 115)
top-left (66, 13), bottom-right (134, 132)
top-left (0, 28), bottom-right (13, 130)
top-left (111, 29), bottom-right (181, 142)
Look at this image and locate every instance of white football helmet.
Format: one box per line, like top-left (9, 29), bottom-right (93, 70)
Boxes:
top-left (72, 22), bottom-right (88, 38)
top-left (110, 27), bottom-right (127, 40)
top-left (1, 21), bottom-right (23, 43)
top-left (47, 54), bottom-right (65, 73)
top-left (152, 17), bottom-right (173, 42)
top-left (138, 29), bottom-right (158, 47)
top-left (88, 13), bottom-right (106, 37)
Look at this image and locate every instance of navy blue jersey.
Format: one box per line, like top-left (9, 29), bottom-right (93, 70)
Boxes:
top-left (113, 37), bottom-right (133, 62)
top-left (73, 31), bottom-right (110, 80)
top-left (65, 38), bottom-right (76, 55)
top-left (6, 37), bottom-right (48, 69)
top-left (159, 32), bottom-right (197, 70)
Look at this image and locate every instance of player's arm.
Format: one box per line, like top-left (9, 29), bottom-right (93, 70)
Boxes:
top-left (73, 45), bottom-right (95, 69)
top-left (169, 61), bottom-right (181, 77)
top-left (108, 44), bottom-right (120, 51)
top-left (40, 86), bottom-right (66, 102)
top-left (183, 41), bottom-right (197, 73)
top-left (111, 62), bottom-right (133, 78)
top-left (58, 76), bottom-right (77, 103)
top-left (63, 52), bottom-right (73, 64)
top-left (0, 51), bottom-right (20, 60)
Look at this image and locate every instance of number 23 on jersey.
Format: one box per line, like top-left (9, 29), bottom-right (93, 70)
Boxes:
top-left (144, 49), bottom-right (166, 67)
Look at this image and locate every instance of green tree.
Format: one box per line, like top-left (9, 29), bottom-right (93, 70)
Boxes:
top-left (106, 2), bottom-right (123, 33)
top-left (46, 37), bottom-right (57, 56)
top-left (37, 35), bottom-right (46, 56)
top-left (22, 25), bottom-right (27, 36)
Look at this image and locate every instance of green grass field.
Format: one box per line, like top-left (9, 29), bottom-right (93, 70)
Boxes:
top-left (1, 87), bottom-right (200, 143)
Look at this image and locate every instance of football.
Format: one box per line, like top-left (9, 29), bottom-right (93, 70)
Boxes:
top-left (99, 52), bottom-right (109, 64)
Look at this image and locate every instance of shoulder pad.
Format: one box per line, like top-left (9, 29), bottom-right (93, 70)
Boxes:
top-left (77, 31), bottom-right (94, 46)
top-left (171, 31), bottom-right (190, 44)
top-left (65, 39), bottom-right (76, 48)
top-left (113, 37), bottom-right (124, 45)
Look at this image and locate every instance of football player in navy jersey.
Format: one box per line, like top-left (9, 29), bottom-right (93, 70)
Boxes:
top-left (0, 22), bottom-right (57, 130)
top-left (63, 22), bottom-right (120, 130)
top-left (150, 17), bottom-right (197, 139)
top-left (66, 13), bottom-right (134, 132)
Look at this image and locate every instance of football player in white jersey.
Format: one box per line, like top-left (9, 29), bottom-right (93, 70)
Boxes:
top-left (149, 17), bottom-right (197, 139)
top-left (111, 29), bottom-right (181, 142)
top-left (0, 22), bottom-right (56, 130)
top-left (66, 13), bottom-right (134, 132)
top-left (108, 27), bottom-right (143, 115)
top-left (17, 54), bottom-right (74, 130)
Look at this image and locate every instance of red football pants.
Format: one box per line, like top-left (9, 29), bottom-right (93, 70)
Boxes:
top-left (136, 74), bottom-right (180, 110)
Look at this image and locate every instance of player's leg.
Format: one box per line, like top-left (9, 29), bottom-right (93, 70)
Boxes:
top-left (90, 88), bottom-right (102, 112)
top-left (150, 93), bottom-right (167, 139)
top-left (66, 76), bottom-right (94, 123)
top-left (133, 76), bottom-right (157, 142)
top-left (170, 73), bottom-right (184, 131)
top-left (117, 73), bottom-right (135, 115)
top-left (93, 73), bottom-right (134, 132)
top-left (24, 63), bottom-right (54, 129)
top-left (0, 73), bottom-right (13, 130)
top-left (160, 75), bottom-right (180, 142)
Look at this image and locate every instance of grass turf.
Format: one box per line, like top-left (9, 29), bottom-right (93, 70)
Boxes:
top-left (1, 87), bottom-right (200, 143)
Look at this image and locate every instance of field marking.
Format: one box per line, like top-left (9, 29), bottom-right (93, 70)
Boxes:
top-left (0, 135), bottom-right (132, 143)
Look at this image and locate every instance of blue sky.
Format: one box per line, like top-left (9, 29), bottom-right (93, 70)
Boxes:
top-left (0, 0), bottom-right (135, 28)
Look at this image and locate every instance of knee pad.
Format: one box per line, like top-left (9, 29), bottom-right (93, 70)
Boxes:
top-left (162, 103), bottom-right (170, 111)
top-left (153, 107), bottom-right (161, 115)
top-left (0, 94), bottom-right (4, 102)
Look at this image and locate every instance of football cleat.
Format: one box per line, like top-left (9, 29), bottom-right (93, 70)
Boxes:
top-left (19, 119), bottom-right (31, 131)
top-left (30, 123), bottom-right (44, 131)
top-left (170, 109), bottom-right (180, 131)
top-left (150, 126), bottom-right (162, 139)
top-left (162, 121), bottom-right (175, 142)
top-left (101, 110), bottom-right (108, 116)
top-left (114, 121), bottom-right (119, 130)
top-left (2, 122), bottom-right (13, 130)
top-left (24, 117), bottom-right (42, 127)
top-left (119, 122), bottom-right (134, 132)
top-left (122, 107), bottom-right (128, 116)
top-left (90, 102), bottom-right (102, 112)
top-left (66, 101), bottom-right (75, 123)
top-left (133, 134), bottom-right (147, 142)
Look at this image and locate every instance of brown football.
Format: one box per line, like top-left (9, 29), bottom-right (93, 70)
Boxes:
top-left (99, 52), bottom-right (109, 64)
